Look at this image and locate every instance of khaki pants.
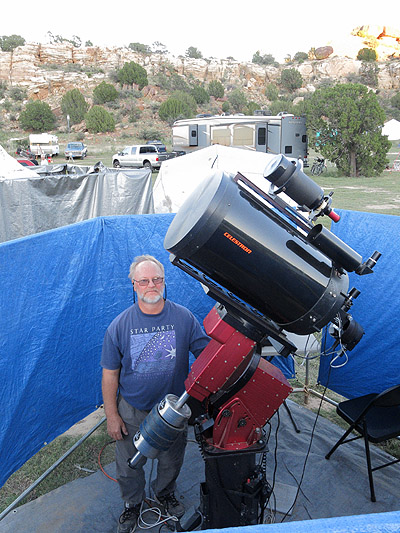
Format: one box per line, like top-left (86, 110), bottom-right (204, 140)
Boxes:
top-left (115, 395), bottom-right (188, 505)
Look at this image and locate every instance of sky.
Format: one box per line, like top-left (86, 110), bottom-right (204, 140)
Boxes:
top-left (1, 1), bottom-right (399, 63)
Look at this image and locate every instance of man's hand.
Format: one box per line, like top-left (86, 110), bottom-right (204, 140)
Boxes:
top-left (102, 368), bottom-right (128, 441)
top-left (106, 413), bottom-right (128, 441)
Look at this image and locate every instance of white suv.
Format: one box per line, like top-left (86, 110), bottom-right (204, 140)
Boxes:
top-left (112, 145), bottom-right (166, 170)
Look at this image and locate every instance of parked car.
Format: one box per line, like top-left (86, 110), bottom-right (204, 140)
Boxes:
top-left (112, 145), bottom-right (168, 171)
top-left (146, 140), bottom-right (167, 153)
top-left (65, 142), bottom-right (87, 159)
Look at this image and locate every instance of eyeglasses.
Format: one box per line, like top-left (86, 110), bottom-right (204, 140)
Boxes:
top-left (134, 277), bottom-right (164, 287)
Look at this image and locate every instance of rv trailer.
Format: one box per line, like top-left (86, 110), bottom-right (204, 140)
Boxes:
top-left (172, 114), bottom-right (308, 165)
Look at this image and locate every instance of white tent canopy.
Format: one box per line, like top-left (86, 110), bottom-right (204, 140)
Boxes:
top-left (382, 119), bottom-right (400, 141)
top-left (0, 144), bottom-right (40, 179)
top-left (153, 145), bottom-right (297, 214)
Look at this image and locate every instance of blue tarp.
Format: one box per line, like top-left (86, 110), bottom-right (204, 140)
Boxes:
top-left (318, 210), bottom-right (400, 398)
top-left (205, 511), bottom-right (400, 532)
top-left (0, 214), bottom-right (294, 487)
top-left (2, 208), bottom-right (395, 488)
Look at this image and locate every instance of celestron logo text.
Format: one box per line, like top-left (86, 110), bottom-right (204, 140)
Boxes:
top-left (223, 232), bottom-right (252, 254)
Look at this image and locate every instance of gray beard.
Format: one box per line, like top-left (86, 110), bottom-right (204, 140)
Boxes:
top-left (139, 292), bottom-right (163, 304)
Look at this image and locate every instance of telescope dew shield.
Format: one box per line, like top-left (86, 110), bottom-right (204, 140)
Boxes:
top-left (164, 170), bottom-right (349, 335)
top-left (306, 224), bottom-right (363, 272)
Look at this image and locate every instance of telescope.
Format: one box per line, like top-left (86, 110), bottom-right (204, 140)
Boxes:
top-left (128, 154), bottom-right (380, 528)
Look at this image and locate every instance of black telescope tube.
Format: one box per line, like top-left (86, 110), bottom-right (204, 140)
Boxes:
top-left (306, 224), bottom-right (362, 272)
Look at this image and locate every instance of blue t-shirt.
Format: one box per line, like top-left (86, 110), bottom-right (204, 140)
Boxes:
top-left (101, 300), bottom-right (209, 410)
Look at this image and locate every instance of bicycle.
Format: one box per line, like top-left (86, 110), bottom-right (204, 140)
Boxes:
top-left (311, 157), bottom-right (326, 176)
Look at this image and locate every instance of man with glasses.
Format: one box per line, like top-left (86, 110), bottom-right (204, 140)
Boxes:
top-left (101, 255), bottom-right (209, 533)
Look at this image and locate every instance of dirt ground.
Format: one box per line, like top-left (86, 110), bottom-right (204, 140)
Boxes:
top-left (62, 406), bottom-right (106, 437)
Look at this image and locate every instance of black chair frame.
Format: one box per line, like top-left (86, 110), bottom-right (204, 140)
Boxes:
top-left (325, 384), bottom-right (400, 502)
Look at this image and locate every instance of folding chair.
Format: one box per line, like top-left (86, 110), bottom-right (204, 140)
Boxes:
top-left (325, 384), bottom-right (400, 502)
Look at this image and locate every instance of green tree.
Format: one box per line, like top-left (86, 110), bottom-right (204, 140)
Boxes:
top-left (391, 92), bottom-right (400, 110)
top-left (186, 46), bottom-right (203, 59)
top-left (190, 85), bottom-right (210, 104)
top-left (0, 34), bottom-right (25, 52)
top-left (246, 101), bottom-right (259, 115)
top-left (208, 80), bottom-right (224, 99)
top-left (293, 51), bottom-right (309, 63)
top-left (159, 98), bottom-right (187, 123)
top-left (8, 86), bottom-right (27, 102)
top-left (19, 100), bottom-right (56, 131)
top-left (228, 89), bottom-right (247, 113)
top-left (265, 83), bottom-right (279, 101)
top-left (305, 83), bottom-right (391, 177)
top-left (252, 51), bottom-right (277, 66)
top-left (61, 89), bottom-right (88, 124)
top-left (280, 68), bottom-right (303, 92)
top-left (159, 92), bottom-right (196, 123)
top-left (359, 62), bottom-right (379, 88)
top-left (85, 105), bottom-right (115, 133)
top-left (171, 91), bottom-right (197, 115)
top-left (117, 61), bottom-right (148, 89)
top-left (357, 48), bottom-right (377, 62)
top-left (128, 42), bottom-right (151, 53)
top-left (93, 81), bottom-right (118, 104)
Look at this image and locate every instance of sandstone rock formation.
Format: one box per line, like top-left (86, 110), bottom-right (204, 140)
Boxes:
top-left (0, 32), bottom-right (399, 117)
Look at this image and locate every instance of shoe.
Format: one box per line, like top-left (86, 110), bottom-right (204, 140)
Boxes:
top-left (156, 492), bottom-right (185, 518)
top-left (117, 502), bottom-right (141, 533)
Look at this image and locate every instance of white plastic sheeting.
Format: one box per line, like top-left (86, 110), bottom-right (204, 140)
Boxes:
top-left (0, 159), bottom-right (154, 242)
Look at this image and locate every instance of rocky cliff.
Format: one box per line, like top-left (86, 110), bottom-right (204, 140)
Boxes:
top-left (0, 29), bottom-right (399, 113)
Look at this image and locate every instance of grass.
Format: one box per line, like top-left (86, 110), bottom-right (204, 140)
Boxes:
top-left (0, 422), bottom-right (116, 514)
top-left (1, 138), bottom-right (399, 515)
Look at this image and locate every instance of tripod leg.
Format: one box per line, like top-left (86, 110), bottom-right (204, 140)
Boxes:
top-left (283, 400), bottom-right (301, 433)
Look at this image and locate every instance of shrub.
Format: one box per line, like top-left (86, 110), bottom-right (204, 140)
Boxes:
top-left (3, 100), bottom-right (13, 112)
top-left (169, 73), bottom-right (190, 92)
top-left (221, 101), bottom-right (230, 113)
top-left (93, 82), bottom-right (118, 104)
top-left (359, 63), bottom-right (379, 87)
top-left (208, 80), bottom-right (224, 99)
top-left (190, 85), bottom-right (210, 104)
top-left (228, 89), bottom-right (247, 113)
top-left (280, 68), bottom-right (303, 92)
top-left (0, 81), bottom-right (7, 99)
top-left (117, 61), bottom-right (148, 89)
top-left (390, 92), bottom-right (400, 110)
top-left (85, 106), bottom-right (115, 132)
top-left (171, 91), bottom-right (197, 115)
top-left (252, 51), bottom-right (278, 66)
top-left (128, 106), bottom-right (142, 123)
top-left (246, 101), bottom-right (259, 115)
top-left (128, 42), bottom-right (151, 54)
top-left (159, 98), bottom-right (189, 123)
top-left (293, 52), bottom-right (309, 63)
top-left (357, 48), bottom-right (377, 62)
top-left (265, 83), bottom-right (279, 101)
top-left (19, 100), bottom-right (56, 131)
top-left (8, 86), bottom-right (27, 102)
top-left (61, 89), bottom-right (88, 124)
top-left (140, 128), bottom-right (163, 140)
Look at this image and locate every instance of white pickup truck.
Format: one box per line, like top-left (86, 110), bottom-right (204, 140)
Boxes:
top-left (112, 144), bottom-right (168, 171)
